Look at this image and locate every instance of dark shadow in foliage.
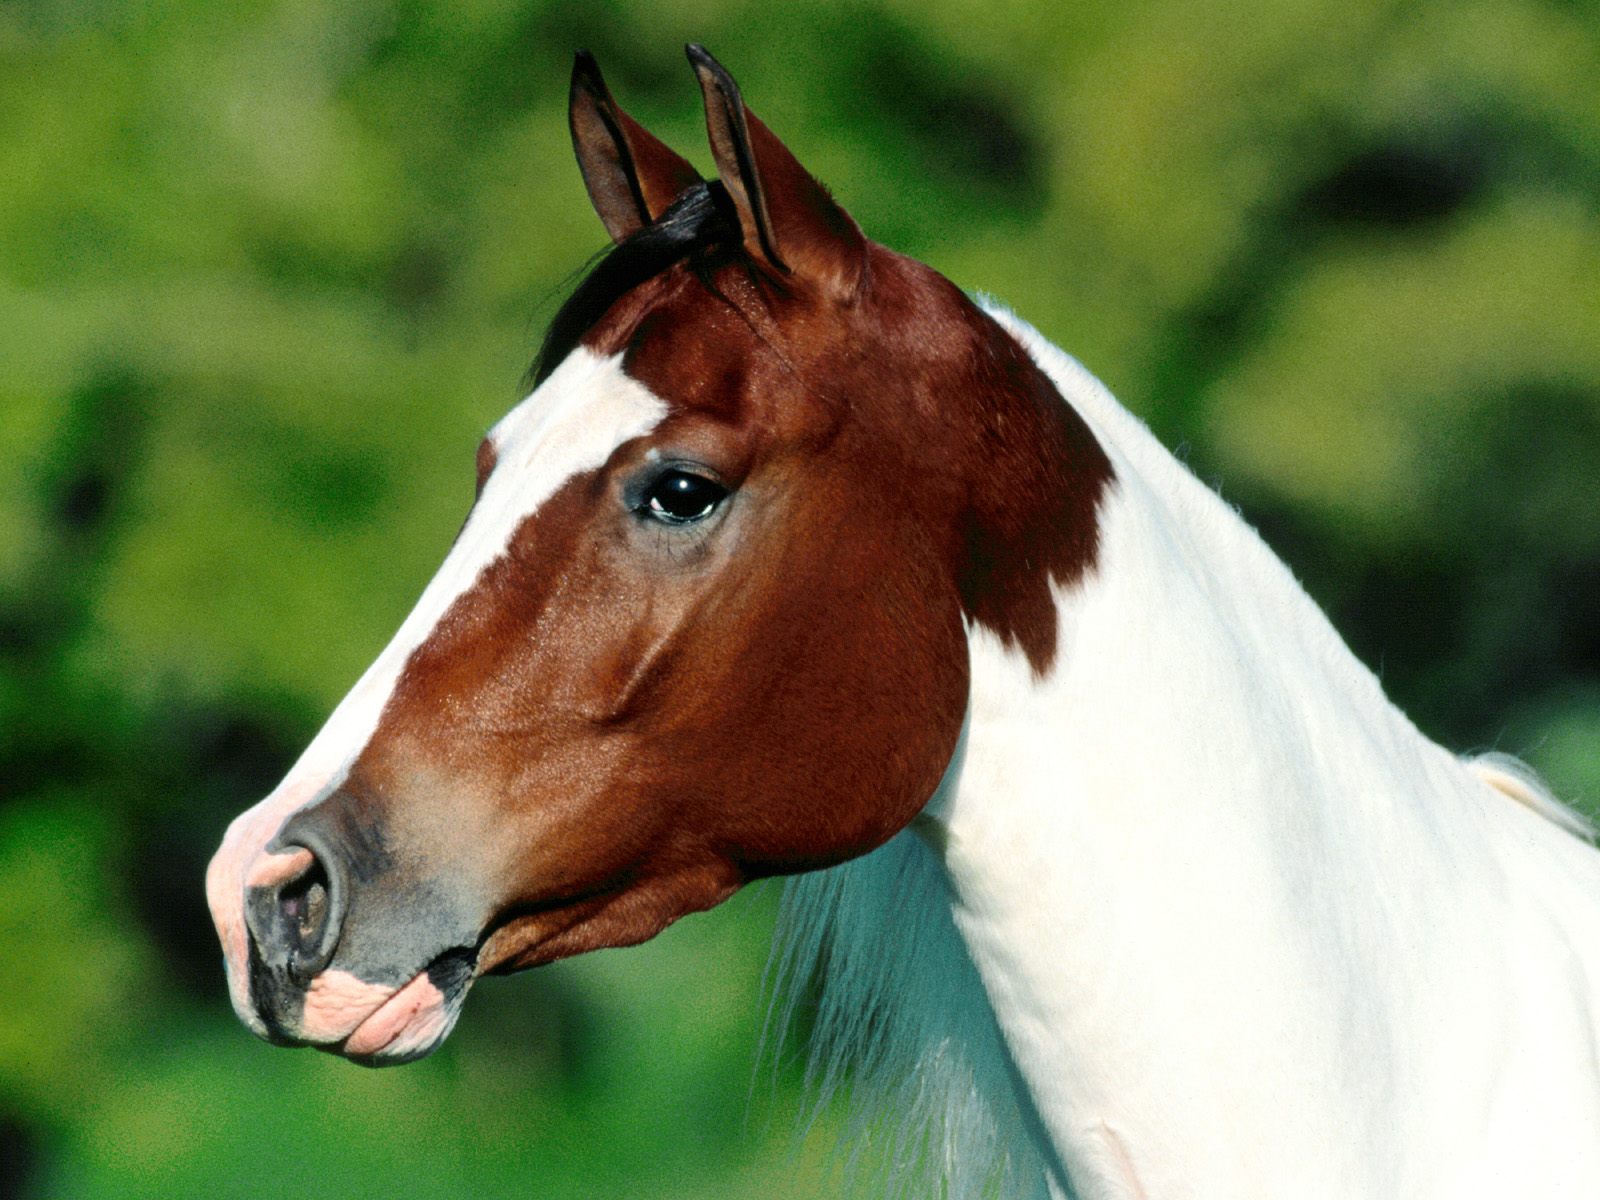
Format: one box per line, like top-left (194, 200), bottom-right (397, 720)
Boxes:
top-left (4, 362), bottom-right (313, 1002)
top-left (56, 470), bottom-right (111, 533)
top-left (1298, 138), bottom-right (1488, 229)
top-left (855, 23), bottom-right (1047, 214)
top-left (445, 966), bottom-right (602, 1090)
top-left (124, 706), bottom-right (305, 999)
top-left (1142, 123), bottom-right (1494, 440)
top-left (1563, 560), bottom-right (1600, 676)
top-left (0, 1110), bottom-right (38, 1200)
top-left (1419, 381), bottom-right (1600, 728)
top-left (1, 366), bottom-right (152, 801)
top-left (47, 366), bottom-right (149, 553)
top-left (0, 612), bottom-right (41, 657)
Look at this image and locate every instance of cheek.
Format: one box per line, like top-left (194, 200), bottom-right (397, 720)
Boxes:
top-left (644, 531), bottom-right (971, 873)
top-left (778, 604), bottom-right (968, 855)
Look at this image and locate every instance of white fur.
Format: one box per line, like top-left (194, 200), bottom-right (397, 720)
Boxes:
top-left (773, 308), bottom-right (1600, 1198)
top-left (207, 349), bottom-right (666, 1024)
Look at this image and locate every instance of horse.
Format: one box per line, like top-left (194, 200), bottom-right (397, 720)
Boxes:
top-left (206, 46), bottom-right (1600, 1199)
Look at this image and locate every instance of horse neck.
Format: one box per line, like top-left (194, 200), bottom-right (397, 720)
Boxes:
top-left (911, 310), bottom-right (1600, 1196)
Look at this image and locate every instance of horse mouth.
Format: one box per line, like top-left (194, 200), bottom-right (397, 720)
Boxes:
top-left (245, 935), bottom-right (479, 1066)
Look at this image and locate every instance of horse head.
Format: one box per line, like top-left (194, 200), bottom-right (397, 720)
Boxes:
top-left (206, 46), bottom-right (1108, 1063)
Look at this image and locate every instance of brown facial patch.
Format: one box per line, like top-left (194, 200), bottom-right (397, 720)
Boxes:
top-left (941, 288), bottom-right (1112, 673)
top-left (346, 317), bottom-right (981, 969)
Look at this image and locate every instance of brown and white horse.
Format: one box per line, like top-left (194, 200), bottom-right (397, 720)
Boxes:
top-left (208, 48), bottom-right (1600, 1199)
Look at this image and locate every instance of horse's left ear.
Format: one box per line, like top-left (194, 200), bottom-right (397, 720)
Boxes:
top-left (687, 44), bottom-right (867, 299)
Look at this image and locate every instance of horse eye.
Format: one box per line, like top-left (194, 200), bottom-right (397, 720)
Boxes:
top-left (640, 470), bottom-right (727, 525)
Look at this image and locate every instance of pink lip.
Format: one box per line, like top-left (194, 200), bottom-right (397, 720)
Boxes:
top-left (340, 970), bottom-right (457, 1061)
top-left (295, 964), bottom-right (464, 1063)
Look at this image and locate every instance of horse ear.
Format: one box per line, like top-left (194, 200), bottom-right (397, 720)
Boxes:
top-left (686, 44), bottom-right (867, 298)
top-left (570, 51), bottom-right (703, 244)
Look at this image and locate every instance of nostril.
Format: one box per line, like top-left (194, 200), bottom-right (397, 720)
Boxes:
top-left (279, 857), bottom-right (329, 950)
top-left (246, 844), bottom-right (344, 989)
top-left (280, 851), bottom-right (340, 988)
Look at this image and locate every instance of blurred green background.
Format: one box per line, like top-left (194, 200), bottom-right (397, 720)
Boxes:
top-left (3, 0), bottom-right (1599, 1196)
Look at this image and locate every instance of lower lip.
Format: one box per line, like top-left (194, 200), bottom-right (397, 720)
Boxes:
top-left (341, 970), bottom-right (455, 1060)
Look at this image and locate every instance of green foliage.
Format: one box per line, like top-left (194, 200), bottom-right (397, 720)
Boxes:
top-left (2, 1), bottom-right (1597, 1195)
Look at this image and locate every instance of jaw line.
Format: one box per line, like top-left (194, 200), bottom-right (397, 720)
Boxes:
top-left (473, 891), bottom-right (622, 975)
top-left (474, 912), bottom-right (565, 975)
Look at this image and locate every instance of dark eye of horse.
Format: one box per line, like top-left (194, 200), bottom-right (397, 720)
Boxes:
top-left (640, 470), bottom-right (727, 525)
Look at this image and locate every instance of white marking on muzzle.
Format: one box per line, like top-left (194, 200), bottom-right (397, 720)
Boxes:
top-left (206, 348), bottom-right (669, 1027)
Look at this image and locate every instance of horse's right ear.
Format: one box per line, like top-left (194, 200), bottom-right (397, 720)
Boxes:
top-left (569, 51), bottom-right (703, 244)
top-left (687, 44), bottom-right (867, 300)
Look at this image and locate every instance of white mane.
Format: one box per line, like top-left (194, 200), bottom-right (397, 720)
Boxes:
top-left (768, 832), bottom-right (1058, 1199)
top-left (766, 302), bottom-right (1599, 1198)
top-left (766, 702), bottom-right (1067, 1200)
top-left (1464, 750), bottom-right (1594, 840)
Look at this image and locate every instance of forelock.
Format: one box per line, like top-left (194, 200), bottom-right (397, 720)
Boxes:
top-left (529, 181), bottom-right (745, 388)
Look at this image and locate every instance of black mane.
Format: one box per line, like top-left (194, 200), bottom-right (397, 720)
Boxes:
top-left (528, 181), bottom-right (742, 387)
